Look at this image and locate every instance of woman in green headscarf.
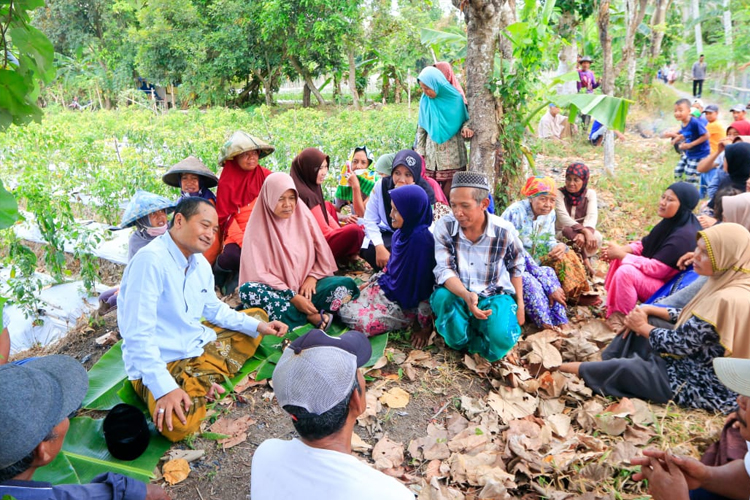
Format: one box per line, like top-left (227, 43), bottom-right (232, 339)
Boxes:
top-left (415, 64), bottom-right (473, 201)
top-left (333, 145), bottom-right (377, 217)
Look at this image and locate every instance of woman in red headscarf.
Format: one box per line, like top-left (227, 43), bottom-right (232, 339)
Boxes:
top-left (214, 131), bottom-right (275, 273)
top-left (291, 148), bottom-right (364, 265)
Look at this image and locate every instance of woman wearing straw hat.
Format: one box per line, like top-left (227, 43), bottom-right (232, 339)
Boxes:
top-left (163, 155), bottom-right (220, 264)
top-left (214, 131), bottom-right (275, 278)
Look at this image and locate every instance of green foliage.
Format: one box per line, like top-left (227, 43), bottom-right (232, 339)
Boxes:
top-left (33, 416), bottom-right (171, 485)
top-left (82, 341), bottom-right (128, 410)
top-left (1, 0), bottom-right (55, 129)
top-left (0, 179), bottom-right (19, 229)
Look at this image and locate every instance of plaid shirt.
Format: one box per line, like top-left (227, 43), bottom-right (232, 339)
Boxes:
top-left (433, 213), bottom-right (524, 296)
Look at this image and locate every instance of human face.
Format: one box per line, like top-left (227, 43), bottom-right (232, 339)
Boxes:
top-left (549, 105), bottom-right (560, 117)
top-left (274, 189), bottom-right (297, 219)
top-left (737, 396), bottom-right (750, 442)
top-left (450, 187), bottom-right (488, 231)
top-left (565, 174), bottom-right (584, 194)
top-left (657, 189), bottom-right (681, 219)
top-left (419, 81), bottom-right (436, 99)
top-left (235, 150), bottom-right (260, 171)
top-left (390, 201), bottom-right (404, 229)
top-left (727, 127), bottom-right (740, 138)
top-left (732, 109), bottom-right (747, 122)
top-left (529, 194), bottom-right (556, 217)
top-left (147, 209), bottom-right (168, 228)
top-left (351, 151), bottom-right (369, 173)
top-left (692, 238), bottom-right (714, 277)
top-left (392, 165), bottom-right (415, 189)
top-left (172, 203), bottom-right (219, 257)
top-left (180, 173), bottom-right (200, 194)
top-left (316, 160), bottom-right (329, 185)
top-left (580, 61), bottom-right (591, 71)
top-left (674, 103), bottom-right (690, 123)
top-left (704, 110), bottom-right (718, 123)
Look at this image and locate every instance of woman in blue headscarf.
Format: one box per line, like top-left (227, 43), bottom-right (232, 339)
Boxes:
top-left (415, 64), bottom-right (473, 201)
top-left (339, 185), bottom-right (435, 346)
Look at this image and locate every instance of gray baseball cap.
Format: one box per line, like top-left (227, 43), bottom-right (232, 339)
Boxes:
top-left (704, 104), bottom-right (719, 113)
top-left (273, 329), bottom-right (371, 415)
top-left (0, 355), bottom-right (88, 469)
top-left (731, 104), bottom-right (746, 112)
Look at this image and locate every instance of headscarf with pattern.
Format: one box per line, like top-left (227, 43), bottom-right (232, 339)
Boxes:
top-left (560, 162), bottom-right (590, 207)
top-left (521, 176), bottom-right (556, 198)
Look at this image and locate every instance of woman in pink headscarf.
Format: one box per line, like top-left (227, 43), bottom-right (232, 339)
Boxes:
top-left (434, 61), bottom-right (467, 105)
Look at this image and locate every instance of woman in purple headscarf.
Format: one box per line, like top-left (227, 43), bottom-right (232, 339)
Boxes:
top-left (339, 185), bottom-right (435, 347)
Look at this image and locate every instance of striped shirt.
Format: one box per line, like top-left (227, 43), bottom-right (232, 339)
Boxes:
top-left (433, 213), bottom-right (524, 296)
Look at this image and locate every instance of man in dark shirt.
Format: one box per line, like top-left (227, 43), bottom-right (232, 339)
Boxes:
top-left (0, 355), bottom-right (170, 500)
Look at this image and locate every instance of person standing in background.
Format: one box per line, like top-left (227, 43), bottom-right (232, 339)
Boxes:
top-left (692, 55), bottom-right (707, 98)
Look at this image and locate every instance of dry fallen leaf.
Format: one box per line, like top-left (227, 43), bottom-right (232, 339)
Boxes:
top-left (487, 388), bottom-right (539, 423)
top-left (379, 387), bottom-right (410, 408)
top-left (162, 458), bottom-right (190, 485)
top-left (209, 415), bottom-right (255, 449)
top-left (165, 449), bottom-right (205, 463)
top-left (372, 435), bottom-right (405, 470)
top-left (351, 432), bottom-right (372, 452)
top-left (463, 354), bottom-right (491, 375)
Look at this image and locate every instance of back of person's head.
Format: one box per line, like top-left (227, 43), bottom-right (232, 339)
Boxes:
top-left (0, 356), bottom-right (87, 481)
top-left (272, 330), bottom-right (371, 442)
top-left (714, 187), bottom-right (744, 222)
top-left (173, 196), bottom-right (214, 223)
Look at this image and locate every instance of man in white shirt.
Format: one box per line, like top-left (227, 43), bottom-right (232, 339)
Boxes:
top-left (251, 329), bottom-right (414, 500)
top-left (538, 104), bottom-right (576, 140)
top-left (630, 357), bottom-right (750, 499)
top-left (118, 197), bottom-right (287, 442)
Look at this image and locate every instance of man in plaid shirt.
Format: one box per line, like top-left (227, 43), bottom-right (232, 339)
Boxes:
top-left (430, 171), bottom-right (526, 362)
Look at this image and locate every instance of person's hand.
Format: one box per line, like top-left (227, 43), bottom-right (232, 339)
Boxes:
top-left (153, 388), bottom-right (191, 433)
top-left (516, 302), bottom-right (525, 326)
top-left (573, 233), bottom-right (586, 249)
top-left (718, 138), bottom-right (730, 152)
top-left (347, 169), bottom-right (361, 190)
top-left (583, 229), bottom-right (598, 252)
top-left (635, 454), bottom-right (690, 500)
top-left (344, 214), bottom-right (358, 225)
top-left (257, 320), bottom-right (288, 338)
top-left (464, 291), bottom-right (492, 320)
top-left (549, 288), bottom-right (566, 307)
top-left (375, 245), bottom-right (390, 269)
top-left (679, 142), bottom-right (690, 150)
top-left (548, 243), bottom-right (567, 261)
top-left (146, 484), bottom-right (172, 500)
top-left (677, 251), bottom-right (695, 270)
top-left (697, 215), bottom-right (717, 228)
top-left (461, 126), bottom-right (474, 139)
top-left (624, 307), bottom-right (651, 338)
top-left (299, 276), bottom-right (317, 300)
top-left (632, 450), bottom-right (708, 492)
top-left (290, 294), bottom-right (317, 316)
top-left (602, 243), bottom-right (627, 262)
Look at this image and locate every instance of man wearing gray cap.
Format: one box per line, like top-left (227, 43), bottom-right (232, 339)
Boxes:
top-left (250, 329), bottom-right (413, 500)
top-left (731, 104), bottom-right (748, 123)
top-left (0, 355), bottom-right (169, 499)
top-left (431, 171), bottom-right (526, 362)
top-left (630, 357), bottom-right (750, 500)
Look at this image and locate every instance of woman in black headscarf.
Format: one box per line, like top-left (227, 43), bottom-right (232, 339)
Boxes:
top-left (360, 149), bottom-right (435, 271)
top-left (601, 182), bottom-right (702, 331)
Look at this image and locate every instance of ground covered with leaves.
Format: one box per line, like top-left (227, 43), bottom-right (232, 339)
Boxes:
top-left (14, 87), bottom-right (729, 499)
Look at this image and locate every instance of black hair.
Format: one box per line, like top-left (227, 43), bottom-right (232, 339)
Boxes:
top-left (675, 98), bottom-right (691, 108)
top-left (714, 186), bottom-right (743, 222)
top-left (173, 197), bottom-right (214, 222)
top-left (283, 377), bottom-right (362, 441)
top-left (0, 428), bottom-right (59, 482)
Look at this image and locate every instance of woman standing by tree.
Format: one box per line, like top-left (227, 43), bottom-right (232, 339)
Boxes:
top-left (415, 66), bottom-right (473, 201)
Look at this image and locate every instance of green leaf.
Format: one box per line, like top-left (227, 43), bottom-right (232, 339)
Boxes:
top-left (0, 180), bottom-right (19, 230)
top-left (82, 341), bottom-right (128, 410)
top-left (33, 416), bottom-right (171, 485)
top-left (8, 25), bottom-right (55, 82)
top-left (551, 93), bottom-right (633, 132)
top-left (365, 333), bottom-right (388, 368)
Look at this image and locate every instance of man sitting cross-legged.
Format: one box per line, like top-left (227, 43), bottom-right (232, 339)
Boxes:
top-left (430, 171), bottom-right (526, 362)
top-left (0, 355), bottom-right (170, 499)
top-left (118, 197), bottom-right (288, 442)
top-left (251, 329), bottom-right (414, 500)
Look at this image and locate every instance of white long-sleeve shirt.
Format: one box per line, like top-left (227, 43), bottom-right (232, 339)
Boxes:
top-left (118, 231), bottom-right (260, 400)
top-left (361, 178), bottom-right (392, 248)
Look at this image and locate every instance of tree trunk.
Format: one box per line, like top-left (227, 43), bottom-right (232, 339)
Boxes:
top-left (724, 0), bottom-right (734, 86)
top-left (615, 0), bottom-right (651, 98)
top-left (381, 72), bottom-right (390, 104)
top-left (643, 0), bottom-right (672, 87)
top-left (555, 10), bottom-right (578, 95)
top-left (289, 57), bottom-right (326, 106)
top-left (302, 83), bottom-right (311, 107)
top-left (692, 0), bottom-right (703, 55)
top-left (597, 0), bottom-right (616, 174)
top-left (347, 48), bottom-right (361, 110)
top-left (452, 0), bottom-right (505, 184)
top-left (333, 72), bottom-right (341, 103)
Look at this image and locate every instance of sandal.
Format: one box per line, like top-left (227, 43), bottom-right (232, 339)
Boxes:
top-left (317, 310), bottom-right (333, 332)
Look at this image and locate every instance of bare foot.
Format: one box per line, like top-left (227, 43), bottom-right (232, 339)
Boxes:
top-left (206, 382), bottom-right (226, 402)
top-left (558, 362), bottom-right (582, 376)
top-left (410, 328), bottom-right (432, 349)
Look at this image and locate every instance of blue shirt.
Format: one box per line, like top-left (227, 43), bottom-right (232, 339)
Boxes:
top-left (0, 473), bottom-right (145, 500)
top-left (118, 231), bottom-right (261, 400)
top-left (680, 116), bottom-right (710, 159)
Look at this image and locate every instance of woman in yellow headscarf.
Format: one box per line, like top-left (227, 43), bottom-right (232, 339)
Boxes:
top-left (561, 223), bottom-right (750, 413)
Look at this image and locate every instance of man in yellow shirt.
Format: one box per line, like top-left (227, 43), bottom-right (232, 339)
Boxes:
top-left (703, 104), bottom-right (726, 154)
